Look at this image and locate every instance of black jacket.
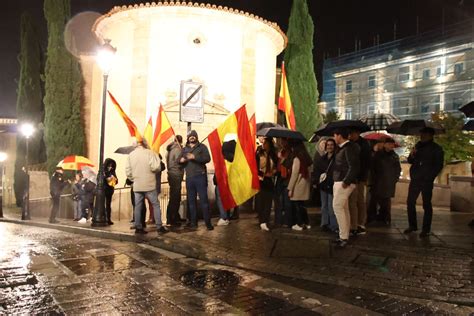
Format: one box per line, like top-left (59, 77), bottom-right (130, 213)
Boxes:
top-left (408, 140), bottom-right (444, 182)
top-left (353, 137), bottom-right (371, 182)
top-left (371, 150), bottom-right (401, 198)
top-left (333, 141), bottom-right (360, 185)
top-left (104, 158), bottom-right (118, 191)
top-left (179, 143), bottom-right (211, 178)
top-left (50, 171), bottom-right (68, 197)
top-left (314, 153), bottom-right (335, 193)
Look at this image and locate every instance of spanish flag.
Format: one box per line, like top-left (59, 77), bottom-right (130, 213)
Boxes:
top-left (151, 104), bottom-right (175, 153)
top-left (143, 117), bottom-right (153, 147)
top-left (108, 91), bottom-right (142, 141)
top-left (278, 62), bottom-right (296, 130)
top-left (208, 105), bottom-right (260, 210)
top-left (249, 113), bottom-right (257, 151)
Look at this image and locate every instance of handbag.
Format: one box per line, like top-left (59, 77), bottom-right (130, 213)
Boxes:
top-left (319, 158), bottom-right (333, 184)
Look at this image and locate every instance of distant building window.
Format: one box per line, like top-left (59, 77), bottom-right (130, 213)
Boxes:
top-left (345, 80), bottom-right (352, 93)
top-left (454, 63), bottom-right (464, 75)
top-left (399, 66), bottom-right (410, 82)
top-left (367, 103), bottom-right (375, 114)
top-left (436, 66), bottom-right (442, 77)
top-left (392, 98), bottom-right (411, 116)
top-left (422, 69), bottom-right (430, 80)
top-left (345, 108), bottom-right (352, 119)
top-left (452, 98), bottom-right (463, 110)
top-left (368, 75), bottom-right (376, 89)
top-left (420, 95), bottom-right (440, 114)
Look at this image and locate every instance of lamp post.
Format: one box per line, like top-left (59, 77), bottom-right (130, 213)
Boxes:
top-left (20, 123), bottom-right (34, 220)
top-left (92, 39), bottom-right (116, 227)
top-left (0, 152), bottom-right (7, 218)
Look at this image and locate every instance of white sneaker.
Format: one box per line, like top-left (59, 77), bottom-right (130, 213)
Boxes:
top-left (78, 218), bottom-right (87, 224)
top-left (260, 223), bottom-right (270, 231)
top-left (292, 224), bottom-right (303, 231)
top-left (217, 218), bottom-right (230, 226)
top-left (305, 225), bottom-right (311, 230)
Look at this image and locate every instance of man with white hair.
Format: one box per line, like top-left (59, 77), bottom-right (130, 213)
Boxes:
top-left (126, 139), bottom-right (167, 234)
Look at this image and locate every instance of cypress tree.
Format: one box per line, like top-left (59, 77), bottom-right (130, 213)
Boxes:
top-left (14, 12), bottom-right (45, 206)
top-left (284, 0), bottom-right (322, 152)
top-left (43, 0), bottom-right (85, 175)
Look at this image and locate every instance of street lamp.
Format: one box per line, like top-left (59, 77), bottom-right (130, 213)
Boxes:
top-left (92, 39), bottom-right (116, 227)
top-left (0, 151), bottom-right (7, 218)
top-left (20, 123), bottom-right (34, 220)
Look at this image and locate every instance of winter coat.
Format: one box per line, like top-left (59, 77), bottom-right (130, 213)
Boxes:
top-left (104, 158), bottom-right (118, 192)
top-left (408, 140), bottom-right (444, 183)
top-left (313, 153), bottom-right (335, 194)
top-left (179, 143), bottom-right (211, 178)
top-left (353, 137), bottom-right (371, 182)
top-left (81, 179), bottom-right (96, 209)
top-left (166, 142), bottom-right (184, 177)
top-left (371, 150), bottom-right (401, 198)
top-left (333, 141), bottom-right (360, 185)
top-left (288, 157), bottom-right (312, 201)
top-left (50, 171), bottom-right (68, 198)
top-left (71, 182), bottom-right (83, 201)
top-left (126, 145), bottom-right (162, 192)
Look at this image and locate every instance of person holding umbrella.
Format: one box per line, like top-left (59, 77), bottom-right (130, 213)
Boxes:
top-left (255, 137), bottom-right (277, 231)
top-left (404, 127), bottom-right (444, 238)
top-left (103, 158), bottom-right (118, 225)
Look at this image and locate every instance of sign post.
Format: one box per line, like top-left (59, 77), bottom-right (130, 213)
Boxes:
top-left (180, 80), bottom-right (204, 134)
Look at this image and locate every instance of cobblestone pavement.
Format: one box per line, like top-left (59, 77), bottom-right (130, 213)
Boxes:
top-left (1, 204), bottom-right (473, 315)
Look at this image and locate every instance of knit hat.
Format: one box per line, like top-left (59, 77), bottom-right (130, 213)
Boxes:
top-left (187, 130), bottom-right (198, 139)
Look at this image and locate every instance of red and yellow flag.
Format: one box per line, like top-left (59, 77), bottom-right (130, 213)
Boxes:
top-left (151, 104), bottom-right (175, 153)
top-left (249, 113), bottom-right (257, 151)
top-left (143, 117), bottom-right (153, 147)
top-left (278, 62), bottom-right (296, 130)
top-left (208, 105), bottom-right (260, 210)
top-left (108, 91), bottom-right (142, 141)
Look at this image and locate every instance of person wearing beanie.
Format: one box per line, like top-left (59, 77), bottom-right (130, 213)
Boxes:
top-left (179, 130), bottom-right (214, 230)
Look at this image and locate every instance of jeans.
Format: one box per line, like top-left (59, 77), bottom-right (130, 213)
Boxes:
top-left (349, 182), bottom-right (367, 229)
top-left (255, 178), bottom-right (274, 224)
top-left (186, 174), bottom-right (211, 226)
top-left (167, 174), bottom-right (183, 224)
top-left (407, 180), bottom-right (434, 232)
top-left (74, 200), bottom-right (82, 220)
top-left (320, 190), bottom-right (338, 231)
top-left (134, 189), bottom-right (162, 229)
top-left (50, 195), bottom-right (60, 221)
top-left (215, 186), bottom-right (229, 220)
top-left (291, 201), bottom-right (309, 226)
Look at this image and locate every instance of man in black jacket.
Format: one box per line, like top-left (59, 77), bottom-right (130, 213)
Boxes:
top-left (404, 127), bottom-right (444, 238)
top-left (49, 166), bottom-right (68, 223)
top-left (348, 129), bottom-right (371, 236)
top-left (332, 128), bottom-right (360, 247)
top-left (179, 130), bottom-right (214, 230)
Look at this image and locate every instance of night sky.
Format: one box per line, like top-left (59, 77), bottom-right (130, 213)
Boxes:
top-left (1, 0), bottom-right (473, 118)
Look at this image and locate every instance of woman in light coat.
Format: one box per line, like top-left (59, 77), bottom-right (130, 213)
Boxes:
top-left (288, 140), bottom-right (313, 231)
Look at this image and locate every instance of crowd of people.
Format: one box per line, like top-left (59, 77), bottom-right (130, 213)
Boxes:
top-left (48, 126), bottom-right (447, 246)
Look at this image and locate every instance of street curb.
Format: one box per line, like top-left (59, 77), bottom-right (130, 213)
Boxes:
top-left (0, 217), bottom-right (241, 268)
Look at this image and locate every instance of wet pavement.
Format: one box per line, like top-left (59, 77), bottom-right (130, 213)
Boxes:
top-left (1, 204), bottom-right (473, 315)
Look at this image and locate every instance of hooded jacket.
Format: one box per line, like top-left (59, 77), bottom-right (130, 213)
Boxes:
top-left (166, 142), bottom-right (184, 177)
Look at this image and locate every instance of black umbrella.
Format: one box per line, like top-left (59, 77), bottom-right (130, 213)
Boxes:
top-left (114, 145), bottom-right (136, 155)
top-left (314, 120), bottom-right (371, 137)
top-left (257, 126), bottom-right (306, 141)
top-left (256, 122), bottom-right (281, 131)
top-left (358, 113), bottom-right (400, 131)
top-left (459, 101), bottom-right (474, 118)
top-left (386, 120), bottom-right (445, 135)
top-left (462, 120), bottom-right (474, 131)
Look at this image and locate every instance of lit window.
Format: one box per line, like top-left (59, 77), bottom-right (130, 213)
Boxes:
top-left (399, 66), bottom-right (410, 82)
top-left (454, 63), bottom-right (464, 75)
top-left (422, 69), bottom-right (430, 80)
top-left (368, 75), bottom-right (376, 89)
top-left (345, 80), bottom-right (352, 93)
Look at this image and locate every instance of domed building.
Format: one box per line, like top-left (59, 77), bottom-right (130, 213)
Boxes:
top-left (79, 1), bottom-right (286, 183)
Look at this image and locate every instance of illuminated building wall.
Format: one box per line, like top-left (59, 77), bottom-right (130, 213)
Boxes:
top-left (321, 19), bottom-right (474, 120)
top-left (79, 2), bottom-right (286, 182)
